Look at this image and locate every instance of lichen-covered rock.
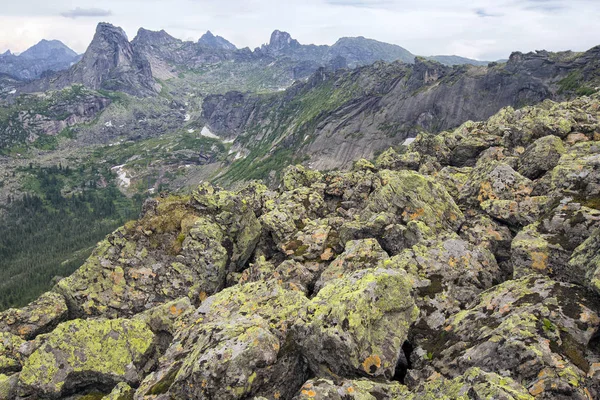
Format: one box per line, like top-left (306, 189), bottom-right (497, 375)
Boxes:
top-left (293, 378), bottom-right (407, 399)
top-left (518, 135), bottom-right (566, 179)
top-left (324, 169), bottom-right (381, 209)
top-left (55, 186), bottom-right (262, 318)
top-left (569, 228), bottom-right (600, 295)
top-left (135, 280), bottom-right (310, 400)
top-left (19, 318), bottom-right (156, 398)
top-left (392, 237), bottom-right (501, 333)
top-left (103, 382), bottom-right (134, 400)
top-left (512, 202), bottom-right (600, 282)
top-left (362, 169), bottom-right (464, 234)
top-left (481, 196), bottom-right (551, 227)
top-left (459, 213), bottom-right (513, 264)
top-left (314, 238), bottom-right (389, 292)
top-left (435, 166), bottom-right (472, 200)
top-left (281, 219), bottom-right (335, 262)
top-left (0, 374), bottom-right (18, 400)
top-left (431, 276), bottom-right (600, 399)
top-left (133, 297), bottom-right (193, 336)
top-left (407, 367), bottom-right (534, 400)
top-left (0, 291), bottom-right (68, 340)
top-left (295, 268), bottom-right (419, 379)
top-left (282, 164), bottom-right (323, 191)
top-left (375, 147), bottom-right (421, 171)
top-left (260, 187), bottom-right (327, 250)
top-left (459, 161), bottom-right (533, 208)
top-left (544, 141), bottom-right (600, 199)
top-left (0, 333), bottom-right (24, 375)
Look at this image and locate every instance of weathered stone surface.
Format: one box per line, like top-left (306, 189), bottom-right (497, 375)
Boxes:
top-left (0, 292), bottom-right (68, 341)
top-left (315, 238), bottom-right (389, 292)
top-left (459, 161), bottom-right (533, 208)
top-left (362, 169), bottom-right (464, 234)
top-left (102, 382), bottom-right (135, 400)
top-left (459, 213), bottom-right (513, 264)
top-left (518, 135), bottom-right (566, 179)
top-left (431, 276), bottom-right (600, 399)
top-left (393, 237), bottom-right (501, 333)
top-left (282, 164), bottom-right (323, 191)
top-left (481, 196), bottom-right (551, 227)
top-left (55, 186), bottom-right (262, 318)
top-left (135, 280), bottom-right (309, 400)
top-left (295, 268), bottom-right (419, 379)
top-left (569, 228), bottom-right (600, 295)
top-left (19, 318), bottom-right (156, 398)
top-left (294, 378), bottom-right (407, 399)
top-left (512, 202), bottom-right (600, 282)
top-left (0, 333), bottom-right (24, 375)
top-left (544, 141), bottom-right (600, 199)
top-left (0, 374), bottom-right (18, 400)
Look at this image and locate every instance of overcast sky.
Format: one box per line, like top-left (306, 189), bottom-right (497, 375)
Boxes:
top-left (0, 0), bottom-right (599, 60)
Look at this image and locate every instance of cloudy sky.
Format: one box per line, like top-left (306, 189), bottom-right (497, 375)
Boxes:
top-left (0, 0), bottom-right (599, 60)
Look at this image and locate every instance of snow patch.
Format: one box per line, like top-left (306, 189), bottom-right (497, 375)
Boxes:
top-left (234, 152), bottom-right (244, 160)
top-left (105, 121), bottom-right (113, 128)
top-left (8, 89), bottom-right (16, 95)
top-left (188, 129), bottom-right (196, 133)
top-left (201, 126), bottom-right (220, 139)
top-left (223, 139), bottom-right (234, 144)
top-left (184, 114), bottom-right (191, 122)
top-left (111, 165), bottom-right (131, 188)
top-left (403, 137), bottom-right (416, 146)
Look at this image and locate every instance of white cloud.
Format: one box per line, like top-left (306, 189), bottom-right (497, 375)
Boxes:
top-left (0, 0), bottom-right (598, 60)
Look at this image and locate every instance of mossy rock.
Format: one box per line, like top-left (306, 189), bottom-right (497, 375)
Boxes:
top-left (137, 280), bottom-right (310, 399)
top-left (18, 318), bottom-right (155, 398)
top-left (0, 374), bottom-right (18, 400)
top-left (0, 291), bottom-right (68, 340)
top-left (362, 169), bottom-right (464, 234)
top-left (314, 238), bottom-right (389, 292)
top-left (102, 382), bottom-right (134, 400)
top-left (517, 135), bottom-right (566, 180)
top-left (431, 276), bottom-right (600, 399)
top-left (293, 377), bottom-right (408, 399)
top-left (282, 164), bottom-right (323, 191)
top-left (569, 228), bottom-right (600, 295)
top-left (0, 333), bottom-right (24, 375)
top-left (295, 268), bottom-right (419, 379)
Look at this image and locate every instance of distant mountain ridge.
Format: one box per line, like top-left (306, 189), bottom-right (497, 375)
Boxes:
top-left (0, 39), bottom-right (80, 80)
top-left (13, 22), bottom-right (501, 97)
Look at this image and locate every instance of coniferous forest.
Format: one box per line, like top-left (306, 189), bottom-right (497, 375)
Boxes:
top-left (0, 164), bottom-right (142, 310)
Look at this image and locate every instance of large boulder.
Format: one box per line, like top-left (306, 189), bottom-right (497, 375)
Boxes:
top-left (512, 202), bottom-right (600, 282)
top-left (295, 268), bottom-right (419, 379)
top-left (517, 135), bottom-right (566, 179)
top-left (430, 276), bottom-right (600, 399)
top-left (0, 292), bottom-right (68, 340)
top-left (361, 169), bottom-right (464, 234)
top-left (459, 161), bottom-right (533, 208)
top-left (18, 318), bottom-right (156, 398)
top-left (569, 228), bottom-right (600, 295)
top-left (56, 187), bottom-right (261, 319)
top-left (135, 280), bottom-right (310, 400)
top-left (294, 378), bottom-right (407, 399)
top-left (314, 239), bottom-right (389, 292)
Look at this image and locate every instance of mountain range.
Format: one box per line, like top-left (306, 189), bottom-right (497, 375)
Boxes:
top-left (5, 23), bottom-right (494, 96)
top-left (0, 39), bottom-right (80, 81)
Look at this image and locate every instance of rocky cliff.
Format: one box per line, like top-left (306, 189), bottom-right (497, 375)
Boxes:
top-left (21, 24), bottom-right (158, 97)
top-left (202, 46), bottom-right (600, 180)
top-left (1, 94), bottom-right (599, 399)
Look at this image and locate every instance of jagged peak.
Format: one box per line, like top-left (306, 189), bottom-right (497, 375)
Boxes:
top-left (95, 22), bottom-right (129, 41)
top-left (132, 27), bottom-right (180, 46)
top-left (198, 30), bottom-right (237, 50)
top-left (268, 30), bottom-right (300, 50)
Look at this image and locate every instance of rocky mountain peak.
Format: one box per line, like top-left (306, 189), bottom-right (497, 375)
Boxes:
top-left (198, 30), bottom-right (237, 50)
top-left (19, 39), bottom-right (78, 60)
top-left (133, 28), bottom-right (180, 47)
top-left (268, 30), bottom-right (300, 51)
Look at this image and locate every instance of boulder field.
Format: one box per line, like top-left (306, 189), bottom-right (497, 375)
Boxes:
top-left (2, 94), bottom-right (600, 399)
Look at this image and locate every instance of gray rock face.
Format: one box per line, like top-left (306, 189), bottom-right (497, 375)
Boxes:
top-left (202, 47), bottom-right (599, 176)
top-left (198, 30), bottom-right (237, 51)
top-left (21, 23), bottom-right (158, 97)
